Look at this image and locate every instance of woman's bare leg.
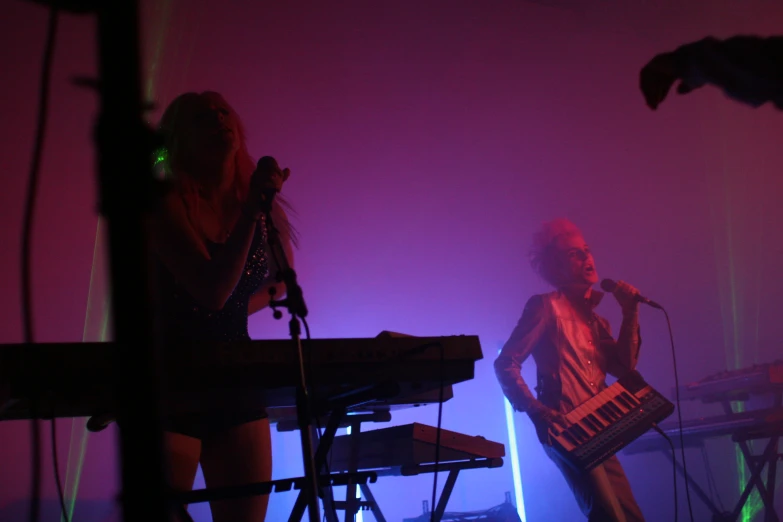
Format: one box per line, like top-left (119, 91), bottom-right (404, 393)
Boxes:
top-left (200, 418), bottom-right (273, 522)
top-left (164, 431), bottom-right (202, 521)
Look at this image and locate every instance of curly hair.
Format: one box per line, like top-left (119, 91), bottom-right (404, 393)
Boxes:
top-left (157, 91), bottom-right (298, 247)
top-left (529, 218), bottom-right (583, 287)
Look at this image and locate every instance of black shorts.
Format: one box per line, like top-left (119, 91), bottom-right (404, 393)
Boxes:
top-left (163, 409), bottom-right (269, 440)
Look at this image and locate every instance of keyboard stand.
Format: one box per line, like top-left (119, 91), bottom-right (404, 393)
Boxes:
top-left (323, 416), bottom-right (504, 522)
top-left (719, 397), bottom-right (781, 522)
top-left (651, 440), bottom-right (731, 520)
top-left (328, 410), bottom-right (395, 521)
top-left (728, 431), bottom-right (781, 522)
top-left (364, 458), bottom-right (504, 522)
top-left (281, 382), bottom-right (400, 522)
top-left (644, 425), bottom-right (781, 522)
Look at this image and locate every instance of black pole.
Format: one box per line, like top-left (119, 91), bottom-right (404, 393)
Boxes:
top-left (93, 2), bottom-right (170, 522)
top-left (24, 0), bottom-right (172, 520)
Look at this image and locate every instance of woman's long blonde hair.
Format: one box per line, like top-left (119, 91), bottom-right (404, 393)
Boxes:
top-left (157, 91), bottom-right (297, 246)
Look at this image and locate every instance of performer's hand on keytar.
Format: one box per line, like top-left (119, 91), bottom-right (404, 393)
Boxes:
top-left (530, 403), bottom-right (568, 429)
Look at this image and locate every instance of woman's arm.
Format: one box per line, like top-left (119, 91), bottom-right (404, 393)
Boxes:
top-left (248, 203), bottom-right (296, 316)
top-left (152, 191), bottom-right (262, 310)
top-left (248, 234), bottom-right (294, 316)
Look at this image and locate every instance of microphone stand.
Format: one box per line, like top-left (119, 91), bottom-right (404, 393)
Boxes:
top-left (264, 206), bottom-right (321, 522)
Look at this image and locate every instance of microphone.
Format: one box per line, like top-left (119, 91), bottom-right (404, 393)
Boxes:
top-left (600, 279), bottom-right (663, 310)
top-left (256, 156), bottom-right (280, 208)
top-left (257, 155), bottom-right (279, 175)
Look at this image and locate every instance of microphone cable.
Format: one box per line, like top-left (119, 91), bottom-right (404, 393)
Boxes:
top-left (661, 307), bottom-right (695, 522)
top-left (22, 6), bottom-right (62, 522)
top-left (603, 279), bottom-right (695, 522)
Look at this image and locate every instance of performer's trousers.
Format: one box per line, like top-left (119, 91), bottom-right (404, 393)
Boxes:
top-left (543, 445), bottom-right (645, 522)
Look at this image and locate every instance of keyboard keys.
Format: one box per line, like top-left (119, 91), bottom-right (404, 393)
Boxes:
top-left (557, 383), bottom-right (646, 444)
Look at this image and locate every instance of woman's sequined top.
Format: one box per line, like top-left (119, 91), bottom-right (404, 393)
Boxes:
top-left (157, 216), bottom-right (270, 342)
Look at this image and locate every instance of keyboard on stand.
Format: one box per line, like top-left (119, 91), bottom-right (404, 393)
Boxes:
top-left (622, 358), bottom-right (783, 522)
top-left (0, 334), bottom-right (483, 421)
top-left (673, 360), bottom-right (783, 403)
top-left (0, 333), bottom-right (484, 522)
top-left (624, 406), bottom-right (783, 454)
